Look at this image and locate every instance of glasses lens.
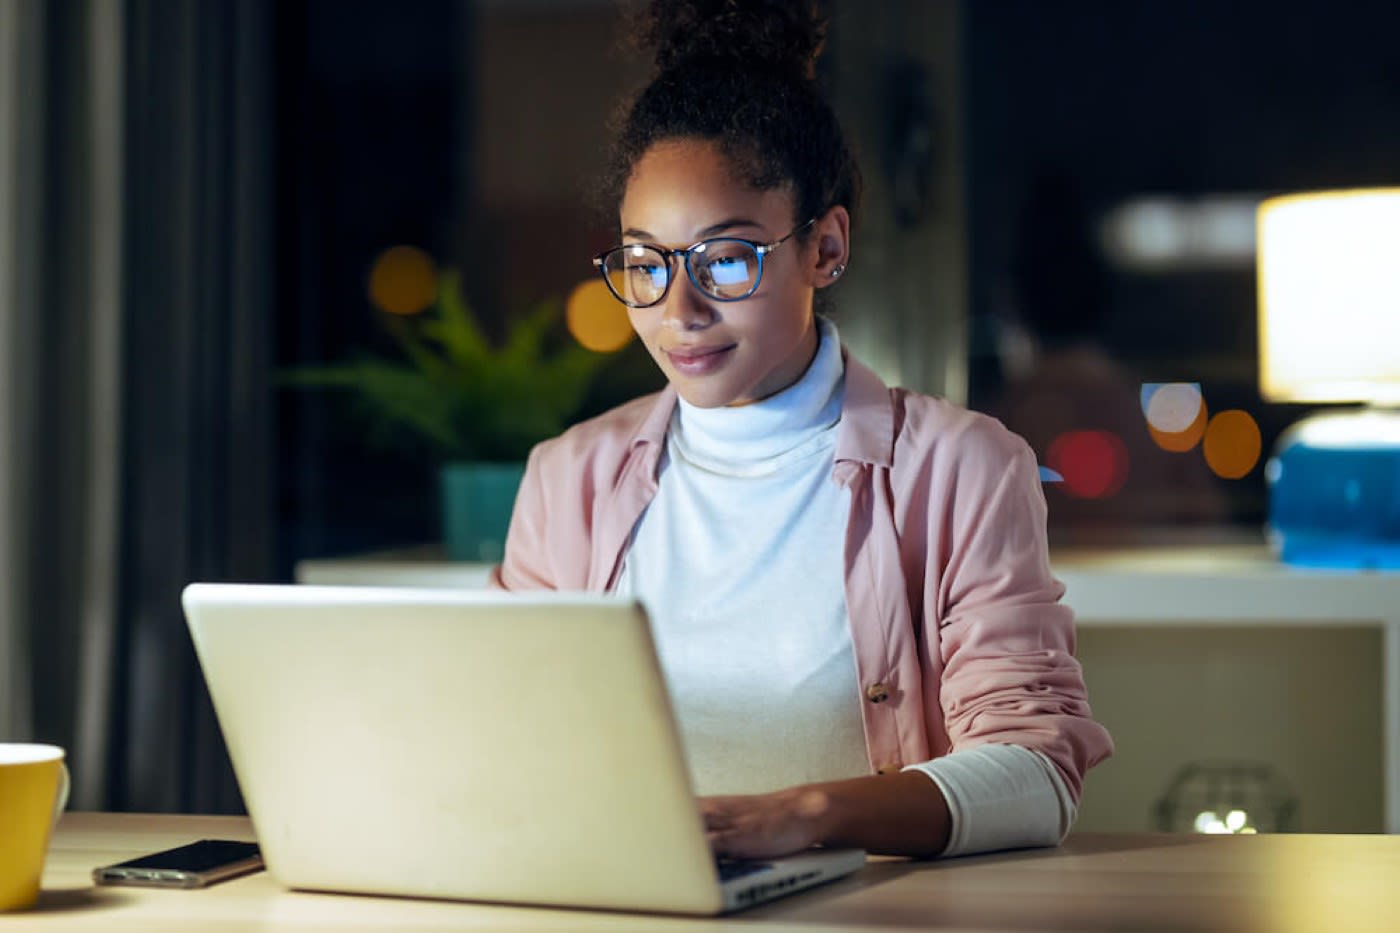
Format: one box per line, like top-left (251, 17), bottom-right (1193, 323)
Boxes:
top-left (692, 239), bottom-right (760, 299)
top-left (603, 245), bottom-right (668, 307)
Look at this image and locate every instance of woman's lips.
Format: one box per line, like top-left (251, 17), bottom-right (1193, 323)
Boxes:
top-left (665, 344), bottom-right (734, 376)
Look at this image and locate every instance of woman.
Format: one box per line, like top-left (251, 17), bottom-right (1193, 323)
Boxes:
top-left (493, 0), bottom-right (1112, 860)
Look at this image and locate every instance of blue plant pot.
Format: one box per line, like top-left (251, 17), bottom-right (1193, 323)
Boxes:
top-left (439, 461), bottom-right (526, 563)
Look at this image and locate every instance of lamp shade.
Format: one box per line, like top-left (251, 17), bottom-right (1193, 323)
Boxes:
top-left (1257, 188), bottom-right (1400, 568)
top-left (1257, 188), bottom-right (1400, 404)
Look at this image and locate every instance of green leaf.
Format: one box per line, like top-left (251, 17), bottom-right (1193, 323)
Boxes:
top-left (279, 268), bottom-right (622, 463)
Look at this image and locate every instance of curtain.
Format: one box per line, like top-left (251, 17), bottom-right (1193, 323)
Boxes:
top-left (112, 0), bottom-right (276, 813)
top-left (0, 0), bottom-right (275, 813)
top-left (0, 0), bottom-right (43, 751)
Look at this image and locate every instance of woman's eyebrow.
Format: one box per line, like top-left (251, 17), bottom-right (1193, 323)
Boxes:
top-left (621, 217), bottom-right (765, 242)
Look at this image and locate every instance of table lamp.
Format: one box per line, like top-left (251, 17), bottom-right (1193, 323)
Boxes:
top-left (1257, 188), bottom-right (1400, 568)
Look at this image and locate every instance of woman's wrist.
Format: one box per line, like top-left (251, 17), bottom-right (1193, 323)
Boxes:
top-left (786, 786), bottom-right (839, 843)
top-left (805, 770), bottom-right (952, 858)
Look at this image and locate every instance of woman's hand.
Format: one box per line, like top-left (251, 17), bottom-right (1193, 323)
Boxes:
top-left (700, 787), bottom-right (834, 860)
top-left (700, 771), bottom-right (952, 860)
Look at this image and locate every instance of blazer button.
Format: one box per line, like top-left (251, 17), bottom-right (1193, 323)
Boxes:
top-left (865, 682), bottom-right (890, 703)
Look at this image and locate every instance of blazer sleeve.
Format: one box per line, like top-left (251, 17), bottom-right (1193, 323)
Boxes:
top-left (489, 441), bottom-right (557, 591)
top-left (933, 429), bottom-right (1114, 802)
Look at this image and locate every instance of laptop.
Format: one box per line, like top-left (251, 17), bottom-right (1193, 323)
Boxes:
top-left (182, 583), bottom-right (866, 915)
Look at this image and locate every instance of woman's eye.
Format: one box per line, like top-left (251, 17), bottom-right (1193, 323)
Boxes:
top-left (627, 264), bottom-right (667, 288)
top-left (706, 255), bottom-right (752, 286)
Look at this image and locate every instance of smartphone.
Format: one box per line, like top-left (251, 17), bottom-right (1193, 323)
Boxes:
top-left (93, 839), bottom-right (264, 888)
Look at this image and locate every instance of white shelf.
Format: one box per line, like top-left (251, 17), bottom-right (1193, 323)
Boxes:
top-left (296, 554), bottom-right (493, 589)
top-left (1054, 544), bottom-right (1400, 625)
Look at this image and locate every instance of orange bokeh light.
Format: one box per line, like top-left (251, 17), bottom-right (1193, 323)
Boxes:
top-left (566, 279), bottom-right (634, 352)
top-left (1203, 409), bottom-right (1262, 479)
top-left (1046, 430), bottom-right (1130, 499)
top-left (368, 245), bottom-right (438, 316)
top-left (1143, 382), bottom-right (1209, 452)
top-left (1150, 401), bottom-right (1209, 452)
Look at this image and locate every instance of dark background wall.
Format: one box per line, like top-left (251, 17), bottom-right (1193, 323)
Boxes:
top-left (965, 0), bottom-right (1400, 526)
top-left (273, 0), bottom-right (1400, 567)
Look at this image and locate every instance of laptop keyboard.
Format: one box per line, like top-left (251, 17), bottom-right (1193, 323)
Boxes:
top-left (715, 858), bottom-right (773, 882)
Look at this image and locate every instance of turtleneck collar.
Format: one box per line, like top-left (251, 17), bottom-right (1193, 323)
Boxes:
top-left (670, 316), bottom-right (845, 474)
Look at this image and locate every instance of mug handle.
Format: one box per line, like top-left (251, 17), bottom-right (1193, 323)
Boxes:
top-left (52, 761), bottom-right (71, 828)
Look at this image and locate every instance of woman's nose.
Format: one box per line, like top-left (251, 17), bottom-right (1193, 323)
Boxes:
top-left (659, 263), bottom-right (716, 331)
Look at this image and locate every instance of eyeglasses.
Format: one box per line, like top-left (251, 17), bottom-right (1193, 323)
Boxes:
top-left (592, 218), bottom-right (816, 309)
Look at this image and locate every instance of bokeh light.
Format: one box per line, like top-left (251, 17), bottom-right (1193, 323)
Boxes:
top-left (1046, 430), bottom-right (1130, 499)
top-left (1100, 198), bottom-right (1187, 269)
top-left (566, 279), bottom-right (634, 352)
top-left (1203, 409), bottom-right (1262, 479)
top-left (1101, 196), bottom-right (1260, 271)
top-left (1142, 382), bottom-right (1203, 433)
top-left (1142, 382), bottom-right (1209, 452)
top-left (1193, 809), bottom-right (1258, 835)
top-left (368, 245), bottom-right (438, 316)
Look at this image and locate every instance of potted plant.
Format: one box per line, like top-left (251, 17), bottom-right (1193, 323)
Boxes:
top-left (283, 268), bottom-right (617, 561)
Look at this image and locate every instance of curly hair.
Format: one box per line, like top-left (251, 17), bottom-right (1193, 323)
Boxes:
top-left (602, 0), bottom-right (861, 233)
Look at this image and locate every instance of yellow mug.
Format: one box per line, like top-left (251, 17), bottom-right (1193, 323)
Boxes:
top-left (0, 744), bottom-right (70, 911)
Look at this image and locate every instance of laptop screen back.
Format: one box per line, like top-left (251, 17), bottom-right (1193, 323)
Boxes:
top-left (183, 584), bottom-right (727, 914)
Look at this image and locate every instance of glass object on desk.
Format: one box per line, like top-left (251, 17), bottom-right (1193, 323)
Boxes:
top-left (1265, 409), bottom-right (1400, 569)
top-left (1154, 760), bottom-right (1298, 834)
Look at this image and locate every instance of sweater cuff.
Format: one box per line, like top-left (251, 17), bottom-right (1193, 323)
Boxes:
top-left (903, 744), bottom-right (1077, 858)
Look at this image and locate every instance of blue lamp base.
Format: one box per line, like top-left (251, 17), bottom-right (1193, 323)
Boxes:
top-left (1265, 408), bottom-right (1400, 569)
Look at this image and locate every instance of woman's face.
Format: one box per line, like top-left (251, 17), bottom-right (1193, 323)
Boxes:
top-left (618, 139), bottom-right (847, 408)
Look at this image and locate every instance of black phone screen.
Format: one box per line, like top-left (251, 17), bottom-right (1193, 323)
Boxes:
top-left (110, 839), bottom-right (260, 872)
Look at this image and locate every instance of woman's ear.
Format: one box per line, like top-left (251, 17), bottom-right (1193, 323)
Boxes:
top-left (809, 205), bottom-right (851, 289)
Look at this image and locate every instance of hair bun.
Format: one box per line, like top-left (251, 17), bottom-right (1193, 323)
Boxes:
top-left (643, 0), bottom-right (826, 80)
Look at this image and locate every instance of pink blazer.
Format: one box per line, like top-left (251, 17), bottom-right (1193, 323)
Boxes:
top-left (492, 348), bottom-right (1114, 800)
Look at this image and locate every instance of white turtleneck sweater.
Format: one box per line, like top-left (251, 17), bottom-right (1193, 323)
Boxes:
top-left (615, 317), bottom-right (1074, 857)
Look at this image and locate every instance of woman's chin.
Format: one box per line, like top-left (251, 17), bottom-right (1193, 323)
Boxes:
top-left (674, 384), bottom-right (739, 409)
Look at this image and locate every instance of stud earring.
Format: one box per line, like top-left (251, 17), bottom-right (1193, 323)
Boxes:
top-left (830, 264), bottom-right (846, 278)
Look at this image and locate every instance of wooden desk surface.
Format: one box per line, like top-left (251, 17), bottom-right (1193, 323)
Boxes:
top-left (20, 812), bottom-right (1400, 931)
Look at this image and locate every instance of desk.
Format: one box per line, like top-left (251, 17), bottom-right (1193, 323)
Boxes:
top-left (25, 812), bottom-right (1400, 931)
